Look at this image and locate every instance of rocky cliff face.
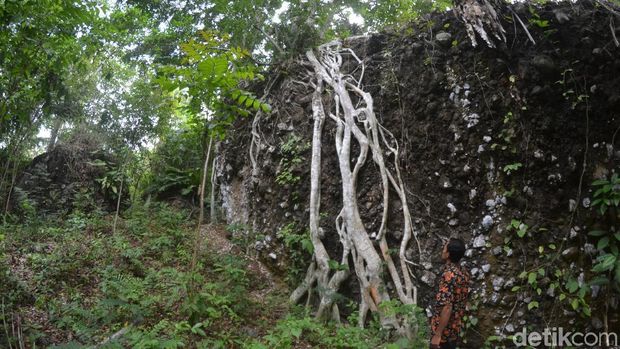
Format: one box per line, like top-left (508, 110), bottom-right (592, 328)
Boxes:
top-left (218, 1), bottom-right (620, 345)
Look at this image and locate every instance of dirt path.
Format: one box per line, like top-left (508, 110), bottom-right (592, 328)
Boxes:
top-left (201, 223), bottom-right (286, 296)
top-left (200, 224), bottom-right (290, 329)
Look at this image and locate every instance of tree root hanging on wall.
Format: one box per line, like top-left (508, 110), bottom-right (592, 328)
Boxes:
top-left (249, 69), bottom-right (282, 182)
top-left (453, 0), bottom-right (506, 48)
top-left (290, 40), bottom-right (422, 338)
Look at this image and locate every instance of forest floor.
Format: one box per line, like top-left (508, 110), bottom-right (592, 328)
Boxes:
top-left (0, 203), bottom-right (423, 348)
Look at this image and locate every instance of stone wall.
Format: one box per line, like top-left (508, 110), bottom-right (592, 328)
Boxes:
top-left (218, 1), bottom-right (620, 345)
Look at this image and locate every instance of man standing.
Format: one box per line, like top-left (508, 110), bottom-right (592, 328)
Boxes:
top-left (430, 238), bottom-right (471, 349)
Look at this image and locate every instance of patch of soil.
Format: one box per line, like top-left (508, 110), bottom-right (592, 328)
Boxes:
top-left (200, 224), bottom-right (290, 332)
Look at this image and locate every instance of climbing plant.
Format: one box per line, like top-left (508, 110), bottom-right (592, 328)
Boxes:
top-left (589, 174), bottom-right (620, 289)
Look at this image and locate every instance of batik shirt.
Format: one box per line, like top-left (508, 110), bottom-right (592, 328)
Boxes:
top-left (430, 262), bottom-right (471, 343)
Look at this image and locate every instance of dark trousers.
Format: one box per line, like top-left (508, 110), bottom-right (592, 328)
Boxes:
top-left (430, 341), bottom-right (457, 349)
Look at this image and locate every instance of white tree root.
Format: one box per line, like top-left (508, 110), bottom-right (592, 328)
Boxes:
top-left (249, 110), bottom-right (262, 181)
top-left (454, 0), bottom-right (506, 48)
top-left (290, 41), bottom-right (421, 337)
top-left (249, 72), bottom-right (280, 182)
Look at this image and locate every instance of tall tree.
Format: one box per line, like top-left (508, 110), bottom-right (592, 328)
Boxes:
top-left (0, 0), bottom-right (101, 212)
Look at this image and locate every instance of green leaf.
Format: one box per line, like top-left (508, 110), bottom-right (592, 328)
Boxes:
top-left (598, 237), bottom-right (610, 250)
top-left (566, 278), bottom-right (579, 293)
top-left (231, 90), bottom-right (240, 101)
top-left (197, 60), bottom-right (214, 76)
top-left (592, 254), bottom-right (617, 273)
top-left (559, 293), bottom-right (566, 301)
top-left (301, 238), bottom-right (314, 254)
top-left (592, 179), bottom-right (609, 186)
top-left (511, 286), bottom-right (520, 292)
top-left (589, 230), bottom-right (607, 237)
top-left (593, 187), bottom-right (606, 198)
top-left (571, 298), bottom-right (579, 310)
top-left (327, 259), bottom-right (349, 270)
top-left (594, 184), bottom-right (612, 198)
top-left (191, 323), bottom-right (206, 336)
top-left (588, 276), bottom-right (609, 286)
top-left (528, 272), bottom-right (537, 285)
top-left (245, 96), bottom-right (254, 108)
top-left (548, 244), bottom-right (556, 250)
top-left (260, 103), bottom-right (271, 113)
top-left (181, 42), bottom-right (201, 60)
top-left (503, 162), bottom-right (522, 175)
top-left (582, 306), bottom-right (591, 317)
top-left (290, 327), bottom-right (302, 338)
top-left (537, 268), bottom-right (545, 276)
top-left (213, 58), bottom-right (228, 75)
top-left (328, 259), bottom-right (340, 270)
top-left (527, 301), bottom-right (539, 310)
top-left (578, 286), bottom-right (587, 298)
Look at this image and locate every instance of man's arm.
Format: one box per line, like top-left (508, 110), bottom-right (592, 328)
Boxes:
top-left (435, 303), bottom-right (453, 338)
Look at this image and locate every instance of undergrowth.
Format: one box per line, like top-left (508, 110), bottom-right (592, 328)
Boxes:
top-left (242, 304), bottom-right (429, 349)
top-left (0, 203), bottom-right (428, 348)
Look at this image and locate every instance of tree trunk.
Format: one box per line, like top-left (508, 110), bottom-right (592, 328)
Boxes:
top-left (46, 118), bottom-right (62, 153)
top-left (3, 156), bottom-right (19, 215)
top-left (112, 175), bottom-right (125, 235)
top-left (112, 151), bottom-right (130, 235)
top-left (199, 137), bottom-right (213, 225)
